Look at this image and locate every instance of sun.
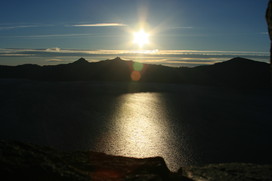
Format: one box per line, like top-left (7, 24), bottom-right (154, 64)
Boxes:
top-left (133, 30), bottom-right (149, 48)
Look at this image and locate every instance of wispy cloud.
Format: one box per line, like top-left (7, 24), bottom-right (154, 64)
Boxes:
top-left (0, 48), bottom-right (269, 67)
top-left (0, 48), bottom-right (269, 56)
top-left (168, 26), bottom-right (193, 30)
top-left (0, 25), bottom-right (38, 30)
top-left (0, 24), bottom-right (53, 31)
top-left (0, 53), bottom-right (34, 57)
top-left (72, 23), bottom-right (127, 27)
top-left (46, 47), bottom-right (61, 52)
top-left (14, 33), bottom-right (93, 39)
top-left (47, 58), bottom-right (66, 62)
top-left (8, 33), bottom-right (122, 39)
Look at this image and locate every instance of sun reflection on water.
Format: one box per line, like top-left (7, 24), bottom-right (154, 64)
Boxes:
top-left (95, 92), bottom-right (187, 171)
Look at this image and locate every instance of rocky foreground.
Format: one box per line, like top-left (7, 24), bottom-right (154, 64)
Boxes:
top-left (1, 140), bottom-right (272, 181)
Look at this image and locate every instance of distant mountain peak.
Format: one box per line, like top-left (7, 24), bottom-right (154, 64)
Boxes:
top-left (112, 57), bottom-right (123, 61)
top-left (214, 57), bottom-right (268, 67)
top-left (229, 57), bottom-right (253, 62)
top-left (72, 57), bottom-right (89, 64)
top-left (228, 57), bottom-right (264, 64)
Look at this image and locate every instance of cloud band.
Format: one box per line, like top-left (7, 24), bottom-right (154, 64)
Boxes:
top-left (73, 23), bottom-right (127, 27)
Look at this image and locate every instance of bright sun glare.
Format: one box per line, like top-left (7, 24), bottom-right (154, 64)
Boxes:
top-left (133, 30), bottom-right (149, 48)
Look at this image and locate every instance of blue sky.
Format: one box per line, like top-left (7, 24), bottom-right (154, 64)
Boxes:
top-left (0, 0), bottom-right (270, 66)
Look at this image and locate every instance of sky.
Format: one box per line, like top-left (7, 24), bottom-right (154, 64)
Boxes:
top-left (0, 0), bottom-right (270, 67)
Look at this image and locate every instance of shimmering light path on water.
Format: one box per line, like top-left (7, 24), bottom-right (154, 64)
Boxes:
top-left (95, 93), bottom-right (193, 171)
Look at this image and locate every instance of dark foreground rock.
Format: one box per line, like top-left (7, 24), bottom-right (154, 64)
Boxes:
top-left (0, 140), bottom-right (187, 181)
top-left (181, 163), bottom-right (272, 181)
top-left (1, 140), bottom-right (272, 181)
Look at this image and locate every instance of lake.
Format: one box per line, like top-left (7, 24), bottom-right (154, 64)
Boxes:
top-left (0, 80), bottom-right (272, 171)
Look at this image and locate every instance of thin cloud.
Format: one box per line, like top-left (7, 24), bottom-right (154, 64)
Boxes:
top-left (13, 33), bottom-right (122, 39)
top-left (73, 23), bottom-right (127, 27)
top-left (166, 60), bottom-right (219, 65)
top-left (47, 59), bottom-right (65, 62)
top-left (0, 48), bottom-right (269, 66)
top-left (0, 53), bottom-right (34, 57)
top-left (168, 26), bottom-right (193, 30)
top-left (0, 48), bottom-right (269, 56)
top-left (0, 24), bottom-right (53, 30)
top-left (15, 33), bottom-right (93, 38)
top-left (46, 47), bottom-right (61, 52)
top-left (0, 25), bottom-right (38, 30)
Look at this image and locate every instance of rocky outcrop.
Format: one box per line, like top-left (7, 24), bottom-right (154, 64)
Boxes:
top-left (0, 140), bottom-right (187, 181)
top-left (1, 140), bottom-right (272, 181)
top-left (181, 163), bottom-right (272, 181)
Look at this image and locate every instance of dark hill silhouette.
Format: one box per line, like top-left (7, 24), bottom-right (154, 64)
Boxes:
top-left (181, 57), bottom-right (271, 88)
top-left (0, 57), bottom-right (270, 88)
top-left (71, 57), bottom-right (89, 64)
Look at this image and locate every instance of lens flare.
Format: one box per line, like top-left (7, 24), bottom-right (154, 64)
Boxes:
top-left (131, 70), bottom-right (141, 81)
top-left (133, 62), bottom-right (144, 71)
top-left (130, 62), bottom-right (144, 81)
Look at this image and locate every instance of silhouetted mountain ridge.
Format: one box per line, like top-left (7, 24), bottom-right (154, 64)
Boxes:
top-left (0, 57), bottom-right (270, 88)
top-left (70, 57), bottom-right (90, 65)
top-left (185, 57), bottom-right (270, 87)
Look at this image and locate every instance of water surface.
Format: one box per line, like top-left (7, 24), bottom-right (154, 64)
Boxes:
top-left (0, 80), bottom-right (272, 171)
